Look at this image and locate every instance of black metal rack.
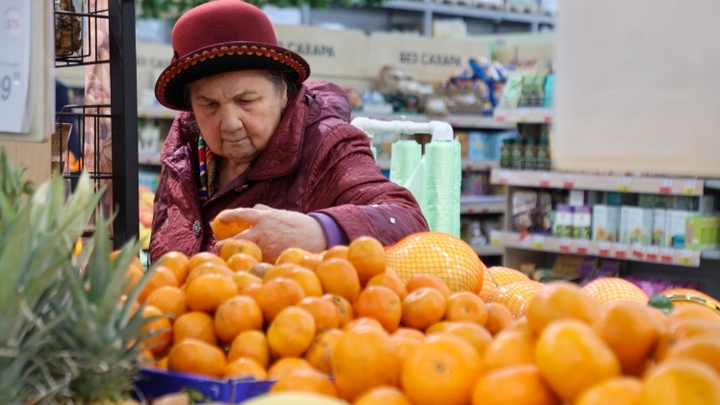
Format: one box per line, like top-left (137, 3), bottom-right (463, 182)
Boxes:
top-left (54, 0), bottom-right (139, 248)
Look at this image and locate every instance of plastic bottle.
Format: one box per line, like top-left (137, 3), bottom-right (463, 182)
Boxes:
top-left (500, 139), bottom-right (512, 168)
top-left (536, 138), bottom-right (550, 170)
top-left (522, 138), bottom-right (537, 170)
top-left (510, 138), bottom-right (524, 170)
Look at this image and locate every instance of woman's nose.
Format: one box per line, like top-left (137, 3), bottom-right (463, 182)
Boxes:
top-left (219, 106), bottom-right (243, 132)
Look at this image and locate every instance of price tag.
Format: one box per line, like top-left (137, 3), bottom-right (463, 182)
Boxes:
top-left (563, 175), bottom-right (575, 189)
top-left (559, 238), bottom-right (571, 253)
top-left (576, 240), bottom-right (589, 255)
top-left (497, 170), bottom-right (510, 185)
top-left (678, 250), bottom-right (693, 265)
top-left (631, 245), bottom-right (645, 260)
top-left (495, 108), bottom-right (507, 122)
top-left (539, 173), bottom-right (551, 188)
top-left (659, 179), bottom-right (673, 195)
top-left (490, 236), bottom-right (501, 245)
top-left (646, 246), bottom-right (659, 261)
top-left (531, 235), bottom-right (545, 250)
top-left (543, 110), bottom-right (552, 124)
top-left (598, 242), bottom-right (611, 256)
top-left (0, 2), bottom-right (31, 133)
top-left (614, 243), bottom-right (627, 259)
top-left (617, 177), bottom-right (631, 192)
top-left (660, 248), bottom-right (674, 263)
top-left (683, 180), bottom-right (698, 195)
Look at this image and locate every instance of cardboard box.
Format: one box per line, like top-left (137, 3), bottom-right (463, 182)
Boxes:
top-left (553, 204), bottom-right (574, 237)
top-left (592, 205), bottom-right (619, 242)
top-left (620, 206), bottom-right (653, 245)
top-left (666, 210), bottom-right (698, 248)
top-left (652, 209), bottom-right (667, 246)
top-left (573, 206), bottom-right (592, 240)
top-left (135, 368), bottom-right (274, 404)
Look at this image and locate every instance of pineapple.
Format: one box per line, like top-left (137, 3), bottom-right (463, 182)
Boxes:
top-left (0, 147), bottom-right (157, 404)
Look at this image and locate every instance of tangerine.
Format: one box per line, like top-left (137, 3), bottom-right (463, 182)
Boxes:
top-left (212, 212), bottom-right (251, 241)
top-left (139, 266), bottom-right (179, 303)
top-left (638, 358), bottom-right (720, 405)
top-left (168, 338), bottom-right (226, 378)
top-left (315, 258), bottom-right (361, 303)
top-left (219, 238), bottom-right (262, 263)
top-left (664, 336), bottom-right (720, 375)
top-left (354, 286), bottom-right (402, 333)
top-left (267, 357), bottom-right (314, 381)
top-left (526, 281), bottom-right (602, 335)
top-left (285, 267), bottom-right (324, 297)
top-left (575, 376), bottom-right (643, 405)
top-left (444, 292), bottom-right (488, 325)
top-left (297, 253), bottom-right (323, 271)
top-left (484, 302), bottom-right (514, 336)
top-left (173, 311), bottom-right (217, 346)
top-left (275, 247), bottom-right (312, 265)
top-left (405, 274), bottom-right (451, 299)
top-left (366, 272), bottom-right (408, 300)
top-left (483, 329), bottom-right (535, 371)
top-left (354, 386), bottom-right (414, 405)
top-left (269, 368), bottom-right (339, 398)
top-left (214, 295), bottom-right (263, 343)
top-left (323, 245), bottom-right (349, 261)
top-left (426, 321), bottom-right (493, 356)
top-left (401, 287), bottom-right (447, 331)
top-left (158, 251), bottom-right (190, 285)
top-left (232, 271), bottom-right (263, 291)
top-left (226, 253), bottom-right (260, 272)
top-left (347, 236), bottom-right (387, 286)
top-left (188, 252), bottom-right (227, 271)
top-left (185, 261), bottom-right (234, 286)
top-left (267, 306), bottom-right (316, 358)
top-left (185, 273), bottom-right (239, 312)
top-left (228, 330), bottom-right (270, 368)
top-left (146, 286), bottom-right (187, 320)
top-left (304, 329), bottom-right (344, 374)
top-left (224, 357), bottom-right (268, 380)
top-left (141, 305), bottom-right (172, 356)
top-left (322, 294), bottom-right (354, 327)
top-left (297, 296), bottom-right (341, 332)
top-left (471, 364), bottom-right (560, 405)
top-left (255, 277), bottom-right (306, 321)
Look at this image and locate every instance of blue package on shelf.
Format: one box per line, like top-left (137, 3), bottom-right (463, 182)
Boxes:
top-left (135, 368), bottom-right (275, 404)
top-left (544, 74), bottom-right (554, 107)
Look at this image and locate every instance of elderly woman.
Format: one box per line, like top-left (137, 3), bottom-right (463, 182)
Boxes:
top-left (150, 0), bottom-right (428, 263)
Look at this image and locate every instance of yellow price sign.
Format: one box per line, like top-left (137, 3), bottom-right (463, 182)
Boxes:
top-left (490, 237), bottom-right (501, 245)
top-left (683, 180), bottom-right (698, 195)
top-left (617, 177), bottom-right (631, 192)
top-left (678, 256), bottom-right (693, 265)
top-left (531, 236), bottom-right (545, 250)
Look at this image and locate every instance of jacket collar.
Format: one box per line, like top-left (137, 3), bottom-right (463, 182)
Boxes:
top-left (247, 85), bottom-right (308, 180)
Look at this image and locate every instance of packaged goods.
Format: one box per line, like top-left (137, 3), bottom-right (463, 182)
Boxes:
top-left (572, 206), bottom-right (592, 240)
top-left (512, 190), bottom-right (537, 233)
top-left (665, 210), bottom-right (698, 248)
top-left (592, 205), bottom-right (619, 242)
top-left (535, 191), bottom-right (553, 234)
top-left (620, 206), bottom-right (653, 245)
top-left (553, 204), bottom-right (574, 237)
top-left (652, 209), bottom-right (667, 246)
top-left (55, 0), bottom-right (83, 56)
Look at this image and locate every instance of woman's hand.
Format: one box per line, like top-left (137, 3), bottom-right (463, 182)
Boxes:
top-left (214, 204), bottom-right (327, 264)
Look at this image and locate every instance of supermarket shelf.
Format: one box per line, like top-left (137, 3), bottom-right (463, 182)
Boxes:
top-left (463, 160), bottom-right (498, 171)
top-left (473, 244), bottom-right (505, 256)
top-left (706, 180), bottom-right (720, 191)
top-left (490, 169), bottom-right (706, 196)
top-left (351, 112), bottom-right (515, 130)
top-left (493, 107), bottom-right (552, 124)
top-left (490, 231), bottom-right (702, 267)
top-left (139, 153), bottom-right (161, 166)
top-left (460, 195), bottom-right (506, 214)
top-left (380, 0), bottom-right (555, 26)
top-left (702, 251), bottom-right (720, 260)
top-left (138, 106), bottom-right (178, 119)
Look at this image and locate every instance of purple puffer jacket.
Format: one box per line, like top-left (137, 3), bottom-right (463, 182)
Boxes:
top-left (149, 81), bottom-right (428, 262)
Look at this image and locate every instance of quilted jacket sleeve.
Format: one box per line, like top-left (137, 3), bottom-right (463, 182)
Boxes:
top-left (305, 124), bottom-right (429, 247)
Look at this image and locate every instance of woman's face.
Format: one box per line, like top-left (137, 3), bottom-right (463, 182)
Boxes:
top-left (189, 69), bottom-right (288, 165)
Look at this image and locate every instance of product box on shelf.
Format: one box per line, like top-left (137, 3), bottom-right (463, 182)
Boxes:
top-left (573, 206), bottom-right (592, 240)
top-left (512, 190), bottom-right (537, 233)
top-left (592, 205), bottom-right (619, 242)
top-left (652, 209), bottom-right (667, 246)
top-left (620, 206), bottom-right (653, 246)
top-left (666, 210), bottom-right (698, 248)
top-left (553, 204), bottom-right (573, 238)
top-left (135, 368), bottom-right (274, 404)
top-left (685, 215), bottom-right (720, 251)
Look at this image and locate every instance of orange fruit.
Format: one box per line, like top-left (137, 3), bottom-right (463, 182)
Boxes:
top-left (535, 319), bottom-right (621, 403)
top-left (146, 286), bottom-right (187, 320)
top-left (224, 357), bottom-right (268, 380)
top-left (232, 271), bottom-right (263, 291)
top-left (155, 356), bottom-right (169, 370)
top-left (347, 236), bottom-right (387, 286)
top-left (322, 294), bottom-right (354, 328)
top-left (214, 295), bottom-right (263, 343)
top-left (173, 311), bottom-right (217, 346)
top-left (426, 321), bottom-right (493, 356)
top-left (297, 253), bottom-right (323, 271)
top-left (575, 376), bottom-right (642, 405)
top-left (389, 335), bottom-right (423, 369)
top-left (185, 273), bottom-right (239, 312)
top-left (483, 329), bottom-right (535, 371)
top-left (188, 252), bottom-right (227, 271)
top-left (226, 253), bottom-right (259, 272)
top-left (167, 338), bottom-right (227, 378)
top-left (665, 303), bottom-right (720, 327)
top-left (661, 288), bottom-right (720, 313)
top-left (401, 287), bottom-right (447, 331)
top-left (593, 300), bottom-right (663, 375)
top-left (366, 272), bottom-right (408, 300)
top-left (158, 251), bottom-right (190, 285)
top-left (304, 329), bottom-right (344, 374)
top-left (392, 327), bottom-right (426, 341)
top-left (219, 238), bottom-right (262, 263)
top-left (323, 245), bottom-right (349, 261)
top-left (485, 280), bottom-right (544, 318)
top-left (406, 274), bottom-right (451, 299)
top-left (478, 267), bottom-right (498, 300)
top-left (275, 247), bottom-right (311, 265)
top-left (664, 336), bottom-right (720, 375)
top-left (354, 286), bottom-right (402, 333)
top-left (297, 296), bottom-right (340, 332)
top-left (504, 316), bottom-right (532, 335)
top-left (141, 305), bottom-right (172, 356)
top-left (185, 261), bottom-right (234, 286)
top-left (444, 292), bottom-right (488, 325)
top-left (402, 334), bottom-right (482, 405)
top-left (582, 277), bottom-right (648, 305)
top-left (211, 211), bottom-right (251, 241)
top-left (267, 306), bottom-right (316, 358)
top-left (342, 317), bottom-right (385, 333)
top-left (638, 358), bottom-right (720, 405)
top-left (255, 277), bottom-right (306, 321)
top-left (285, 267), bottom-right (324, 297)
top-left (655, 319), bottom-right (720, 360)
top-left (354, 386), bottom-right (414, 405)
top-left (471, 364), bottom-right (560, 405)
top-left (526, 281), bottom-right (602, 335)
top-left (267, 357), bottom-right (314, 381)
top-left (484, 302), bottom-right (514, 336)
top-left (239, 283), bottom-right (263, 300)
top-left (261, 262), bottom-right (298, 283)
top-left (270, 368), bottom-right (338, 397)
top-left (139, 266), bottom-right (179, 303)
top-left (487, 266), bottom-right (529, 286)
top-left (228, 330), bottom-right (269, 368)
top-left (315, 258), bottom-right (361, 303)
top-left (332, 326), bottom-right (400, 402)
top-left (125, 265), bottom-right (144, 294)
top-left (247, 262), bottom-right (274, 280)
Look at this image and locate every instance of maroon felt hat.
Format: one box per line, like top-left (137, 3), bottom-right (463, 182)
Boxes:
top-left (155, 0), bottom-right (310, 111)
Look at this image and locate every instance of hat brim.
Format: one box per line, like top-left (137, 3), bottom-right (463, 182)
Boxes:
top-left (155, 43), bottom-right (310, 111)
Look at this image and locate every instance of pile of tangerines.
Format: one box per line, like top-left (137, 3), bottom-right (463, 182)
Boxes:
top-left (123, 236), bottom-right (720, 405)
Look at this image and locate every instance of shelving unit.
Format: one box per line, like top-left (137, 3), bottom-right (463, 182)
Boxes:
top-left (460, 195), bottom-right (506, 214)
top-left (493, 107), bottom-right (553, 124)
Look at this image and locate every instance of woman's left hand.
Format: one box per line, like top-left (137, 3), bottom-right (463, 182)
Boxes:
top-left (214, 204), bottom-right (327, 263)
